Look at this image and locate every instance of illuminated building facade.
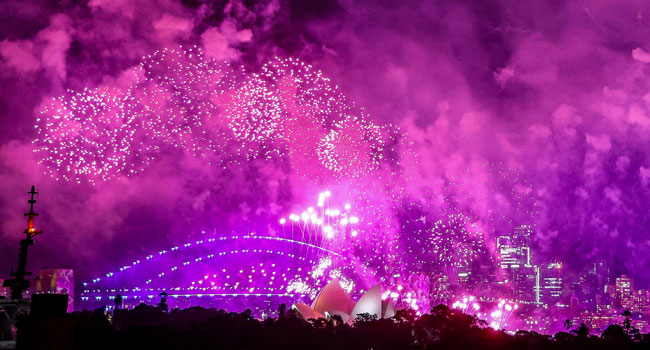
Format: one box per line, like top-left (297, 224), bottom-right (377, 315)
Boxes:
top-left (497, 225), bottom-right (532, 270)
top-left (497, 225), bottom-right (537, 303)
top-left (615, 275), bottom-right (633, 305)
top-left (511, 267), bottom-right (537, 303)
top-left (292, 279), bottom-right (395, 323)
top-left (537, 262), bottom-right (563, 306)
top-left (630, 289), bottom-right (650, 315)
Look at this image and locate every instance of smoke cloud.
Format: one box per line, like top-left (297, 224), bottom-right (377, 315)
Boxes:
top-left (2, 0), bottom-right (650, 291)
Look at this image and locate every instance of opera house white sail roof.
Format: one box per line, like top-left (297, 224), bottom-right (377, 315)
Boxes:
top-left (292, 279), bottom-right (395, 323)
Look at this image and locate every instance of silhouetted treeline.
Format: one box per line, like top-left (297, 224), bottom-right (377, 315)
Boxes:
top-left (17, 304), bottom-right (650, 349)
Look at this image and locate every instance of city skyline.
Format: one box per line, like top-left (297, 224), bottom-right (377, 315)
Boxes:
top-left (3, 187), bottom-right (648, 335)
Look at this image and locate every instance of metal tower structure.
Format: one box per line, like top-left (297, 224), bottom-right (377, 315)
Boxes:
top-left (3, 186), bottom-right (44, 300)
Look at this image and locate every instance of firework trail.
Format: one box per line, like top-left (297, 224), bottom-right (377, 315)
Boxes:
top-left (452, 295), bottom-right (481, 314)
top-left (279, 191), bottom-right (359, 250)
top-left (450, 296), bottom-right (518, 330)
top-left (490, 299), bottom-right (518, 329)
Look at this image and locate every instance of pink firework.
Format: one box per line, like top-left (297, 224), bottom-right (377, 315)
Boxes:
top-left (34, 46), bottom-right (408, 185)
top-left (317, 115), bottom-right (386, 177)
top-left (34, 87), bottom-right (149, 184)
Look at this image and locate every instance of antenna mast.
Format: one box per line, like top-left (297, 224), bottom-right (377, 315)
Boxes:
top-left (3, 185), bottom-right (44, 300)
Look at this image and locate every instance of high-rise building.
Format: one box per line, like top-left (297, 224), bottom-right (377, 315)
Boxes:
top-left (512, 266), bottom-right (537, 302)
top-left (592, 261), bottom-right (611, 287)
top-left (512, 225), bottom-right (533, 253)
top-left (497, 225), bottom-right (536, 303)
top-left (569, 262), bottom-right (610, 311)
top-left (497, 225), bottom-right (533, 269)
top-left (615, 275), bottom-right (633, 301)
top-left (604, 283), bottom-right (617, 298)
top-left (630, 289), bottom-right (650, 314)
top-left (537, 262), bottom-right (563, 306)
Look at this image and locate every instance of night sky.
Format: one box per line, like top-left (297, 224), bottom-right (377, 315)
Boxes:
top-left (1, 0), bottom-right (650, 290)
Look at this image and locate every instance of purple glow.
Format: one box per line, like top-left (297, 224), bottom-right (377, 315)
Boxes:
top-left (2, 0), bottom-right (650, 335)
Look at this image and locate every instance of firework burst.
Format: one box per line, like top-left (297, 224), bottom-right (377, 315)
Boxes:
top-left (317, 115), bottom-right (386, 177)
top-left (429, 212), bottom-right (486, 268)
top-left (34, 46), bottom-right (406, 184)
top-left (34, 87), bottom-right (149, 184)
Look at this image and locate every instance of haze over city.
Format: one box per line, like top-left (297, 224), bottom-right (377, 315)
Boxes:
top-left (2, 0), bottom-right (650, 343)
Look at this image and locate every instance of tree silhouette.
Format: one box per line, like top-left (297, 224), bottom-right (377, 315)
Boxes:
top-left (602, 324), bottom-right (631, 348)
top-left (571, 323), bottom-right (590, 339)
top-left (278, 303), bottom-right (287, 319)
top-left (113, 294), bottom-right (123, 310)
top-left (156, 292), bottom-right (169, 312)
top-left (17, 302), bottom-right (650, 349)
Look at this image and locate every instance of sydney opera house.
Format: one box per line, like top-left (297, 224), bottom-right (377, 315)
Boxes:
top-left (293, 279), bottom-right (395, 323)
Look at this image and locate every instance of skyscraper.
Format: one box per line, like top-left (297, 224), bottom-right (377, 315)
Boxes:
top-left (616, 275), bottom-right (633, 309)
top-left (497, 225), bottom-right (536, 303)
top-left (615, 275), bottom-right (633, 299)
top-left (537, 262), bottom-right (563, 306)
top-left (497, 225), bottom-right (533, 269)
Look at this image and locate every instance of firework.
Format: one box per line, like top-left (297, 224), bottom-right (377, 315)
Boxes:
top-left (135, 46), bottom-right (240, 158)
top-left (47, 47), bottom-right (542, 324)
top-left (317, 115), bottom-right (386, 177)
top-left (439, 162), bottom-right (539, 236)
top-left (452, 295), bottom-right (481, 314)
top-left (219, 76), bottom-right (284, 159)
top-left (489, 299), bottom-right (518, 329)
top-left (397, 202), bottom-right (487, 274)
top-left (279, 191), bottom-right (360, 251)
top-left (34, 87), bottom-right (150, 184)
top-left (429, 212), bottom-right (486, 268)
top-left (34, 46), bottom-right (405, 183)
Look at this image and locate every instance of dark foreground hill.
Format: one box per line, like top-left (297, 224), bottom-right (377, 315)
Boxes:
top-left (16, 304), bottom-right (650, 349)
